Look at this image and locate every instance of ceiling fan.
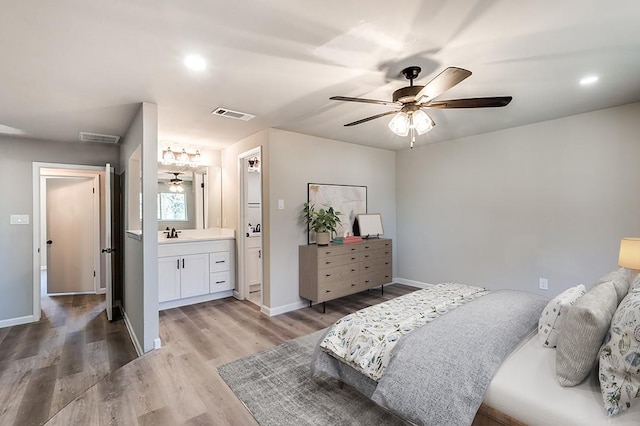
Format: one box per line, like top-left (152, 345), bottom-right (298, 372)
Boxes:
top-left (330, 66), bottom-right (512, 148)
top-left (169, 172), bottom-right (184, 193)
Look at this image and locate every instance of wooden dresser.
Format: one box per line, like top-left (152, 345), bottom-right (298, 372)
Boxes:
top-left (299, 238), bottom-right (392, 308)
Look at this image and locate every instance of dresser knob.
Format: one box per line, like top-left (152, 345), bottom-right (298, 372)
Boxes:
top-left (325, 274), bottom-right (331, 277)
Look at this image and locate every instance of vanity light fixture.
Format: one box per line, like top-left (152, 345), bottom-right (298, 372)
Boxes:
top-left (161, 146), bottom-right (203, 167)
top-left (248, 156), bottom-right (260, 172)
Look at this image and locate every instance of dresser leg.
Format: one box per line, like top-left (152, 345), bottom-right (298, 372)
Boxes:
top-left (381, 285), bottom-right (384, 295)
top-left (309, 300), bottom-right (312, 308)
top-left (323, 302), bottom-right (326, 314)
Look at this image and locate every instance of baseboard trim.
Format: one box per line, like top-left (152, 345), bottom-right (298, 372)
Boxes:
top-left (0, 315), bottom-right (35, 329)
top-left (393, 277), bottom-right (435, 289)
top-left (159, 290), bottom-right (233, 311)
top-left (122, 311), bottom-right (143, 357)
top-left (262, 300), bottom-right (308, 317)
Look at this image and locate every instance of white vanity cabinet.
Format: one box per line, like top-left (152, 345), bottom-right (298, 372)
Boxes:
top-left (246, 237), bottom-right (262, 288)
top-left (158, 238), bottom-right (235, 310)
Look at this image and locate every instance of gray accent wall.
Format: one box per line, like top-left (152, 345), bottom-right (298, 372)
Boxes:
top-left (396, 102), bottom-right (640, 295)
top-left (0, 136), bottom-right (118, 323)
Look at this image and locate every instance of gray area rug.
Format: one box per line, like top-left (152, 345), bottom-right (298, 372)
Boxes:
top-left (217, 329), bottom-right (405, 426)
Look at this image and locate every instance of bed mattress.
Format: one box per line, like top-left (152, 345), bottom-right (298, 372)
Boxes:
top-left (484, 332), bottom-right (640, 425)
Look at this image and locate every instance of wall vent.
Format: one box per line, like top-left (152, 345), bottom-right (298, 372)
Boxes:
top-left (79, 132), bottom-right (121, 144)
top-left (211, 107), bottom-right (255, 121)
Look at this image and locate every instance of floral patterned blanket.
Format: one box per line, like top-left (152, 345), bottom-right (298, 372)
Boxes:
top-left (319, 283), bottom-right (489, 381)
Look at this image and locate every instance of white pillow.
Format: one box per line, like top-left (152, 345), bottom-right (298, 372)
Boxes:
top-left (538, 284), bottom-right (586, 348)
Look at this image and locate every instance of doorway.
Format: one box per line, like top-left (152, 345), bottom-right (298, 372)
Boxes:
top-left (32, 162), bottom-right (115, 321)
top-left (237, 148), bottom-right (263, 307)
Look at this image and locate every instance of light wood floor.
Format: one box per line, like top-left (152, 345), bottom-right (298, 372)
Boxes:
top-left (46, 284), bottom-right (419, 425)
top-left (0, 293), bottom-right (138, 426)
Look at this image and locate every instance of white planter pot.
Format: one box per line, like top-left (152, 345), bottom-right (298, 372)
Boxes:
top-left (316, 232), bottom-right (330, 246)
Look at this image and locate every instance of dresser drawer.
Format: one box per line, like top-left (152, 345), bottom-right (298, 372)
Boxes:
top-left (209, 252), bottom-right (230, 272)
top-left (210, 271), bottom-right (232, 292)
top-left (318, 252), bottom-right (362, 269)
top-left (317, 244), bottom-right (361, 258)
top-left (317, 264), bottom-right (360, 285)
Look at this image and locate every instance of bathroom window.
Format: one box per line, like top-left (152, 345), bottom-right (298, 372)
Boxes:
top-left (158, 193), bottom-right (188, 221)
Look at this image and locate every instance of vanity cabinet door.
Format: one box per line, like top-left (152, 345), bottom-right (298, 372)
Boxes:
top-left (158, 256), bottom-right (181, 302)
top-left (180, 253), bottom-right (210, 298)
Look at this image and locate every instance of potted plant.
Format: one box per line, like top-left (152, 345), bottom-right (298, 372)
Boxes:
top-left (302, 202), bottom-right (341, 246)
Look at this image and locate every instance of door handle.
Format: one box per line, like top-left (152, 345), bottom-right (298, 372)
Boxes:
top-left (46, 240), bottom-right (53, 245)
top-left (101, 248), bottom-right (113, 253)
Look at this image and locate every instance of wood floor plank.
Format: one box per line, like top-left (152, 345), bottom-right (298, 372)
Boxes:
top-left (138, 406), bottom-right (177, 426)
top-left (12, 364), bottom-right (58, 426)
top-left (57, 330), bottom-right (86, 378)
top-left (85, 310), bottom-right (106, 344)
top-left (105, 330), bottom-right (136, 371)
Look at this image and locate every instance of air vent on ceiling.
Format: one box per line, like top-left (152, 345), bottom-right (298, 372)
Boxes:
top-left (79, 132), bottom-right (121, 144)
top-left (211, 107), bottom-right (255, 121)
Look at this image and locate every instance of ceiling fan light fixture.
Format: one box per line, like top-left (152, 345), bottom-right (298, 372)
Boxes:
top-left (412, 109), bottom-right (433, 135)
top-left (389, 112), bottom-right (410, 137)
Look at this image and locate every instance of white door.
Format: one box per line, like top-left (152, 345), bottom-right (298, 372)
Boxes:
top-left (46, 177), bottom-right (95, 294)
top-left (158, 256), bottom-right (181, 302)
top-left (180, 253), bottom-right (209, 298)
top-left (103, 164), bottom-right (114, 320)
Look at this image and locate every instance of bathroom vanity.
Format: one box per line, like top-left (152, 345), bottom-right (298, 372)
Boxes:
top-left (158, 228), bottom-right (235, 310)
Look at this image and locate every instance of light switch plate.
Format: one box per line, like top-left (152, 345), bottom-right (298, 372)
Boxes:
top-left (278, 199), bottom-right (285, 210)
top-left (10, 214), bottom-right (29, 225)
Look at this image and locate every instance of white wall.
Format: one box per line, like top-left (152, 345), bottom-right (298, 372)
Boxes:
top-left (0, 136), bottom-right (118, 325)
top-left (119, 102), bottom-right (159, 353)
top-left (267, 129), bottom-right (396, 311)
top-left (396, 102), bottom-right (640, 295)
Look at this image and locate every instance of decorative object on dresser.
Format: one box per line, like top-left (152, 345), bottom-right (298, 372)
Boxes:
top-left (299, 238), bottom-right (392, 312)
top-left (301, 202), bottom-right (342, 246)
top-left (307, 183), bottom-right (366, 244)
top-left (357, 213), bottom-right (384, 238)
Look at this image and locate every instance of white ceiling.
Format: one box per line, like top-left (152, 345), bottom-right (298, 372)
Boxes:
top-left (1, 0), bottom-right (639, 151)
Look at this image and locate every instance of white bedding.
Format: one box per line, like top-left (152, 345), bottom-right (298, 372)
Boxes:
top-left (485, 332), bottom-right (640, 425)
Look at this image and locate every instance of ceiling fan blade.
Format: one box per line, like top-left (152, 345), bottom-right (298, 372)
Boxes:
top-left (330, 96), bottom-right (399, 107)
top-left (414, 67), bottom-right (472, 103)
top-left (424, 96), bottom-right (513, 109)
top-left (344, 110), bottom-right (398, 127)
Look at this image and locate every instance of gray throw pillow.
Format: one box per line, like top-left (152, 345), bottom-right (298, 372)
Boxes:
top-left (594, 268), bottom-right (630, 304)
top-left (556, 281), bottom-right (619, 386)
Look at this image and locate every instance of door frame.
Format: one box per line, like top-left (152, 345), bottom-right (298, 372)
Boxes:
top-left (32, 162), bottom-right (110, 321)
top-left (235, 147), bottom-right (262, 303)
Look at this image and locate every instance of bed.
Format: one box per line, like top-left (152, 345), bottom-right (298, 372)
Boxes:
top-left (311, 280), bottom-right (640, 425)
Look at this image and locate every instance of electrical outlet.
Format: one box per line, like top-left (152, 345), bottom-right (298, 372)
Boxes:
top-left (539, 278), bottom-right (548, 290)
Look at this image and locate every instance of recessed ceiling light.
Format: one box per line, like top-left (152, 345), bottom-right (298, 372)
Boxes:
top-left (579, 75), bottom-right (599, 86)
top-left (184, 55), bottom-right (206, 71)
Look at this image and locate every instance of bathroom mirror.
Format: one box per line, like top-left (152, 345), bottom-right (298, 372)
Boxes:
top-left (157, 165), bottom-right (222, 231)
